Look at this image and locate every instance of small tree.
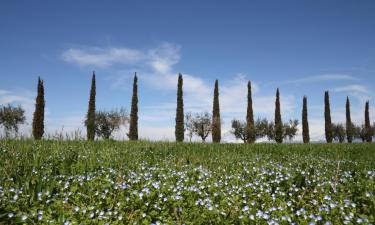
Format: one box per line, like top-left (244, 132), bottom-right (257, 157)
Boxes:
top-left (86, 72), bottom-right (96, 140)
top-left (274, 88), bottom-right (283, 143)
top-left (231, 119), bottom-right (248, 143)
top-left (0, 104), bottom-right (26, 138)
top-left (128, 73), bottom-right (138, 140)
top-left (175, 73), bottom-right (184, 142)
top-left (364, 101), bottom-right (372, 142)
top-left (193, 112), bottom-right (212, 142)
top-left (246, 81), bottom-right (255, 143)
top-left (32, 77), bottom-right (45, 140)
top-left (353, 124), bottom-right (367, 142)
top-left (302, 96), bottom-right (309, 143)
top-left (231, 118), bottom-right (269, 143)
top-left (346, 97), bottom-right (353, 143)
top-left (332, 123), bottom-right (346, 143)
top-left (265, 119), bottom-right (299, 142)
top-left (324, 91), bottom-right (333, 143)
top-left (254, 118), bottom-right (269, 140)
top-left (86, 108), bottom-right (129, 139)
top-left (185, 112), bottom-right (194, 142)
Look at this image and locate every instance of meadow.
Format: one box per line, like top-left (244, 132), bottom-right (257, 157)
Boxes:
top-left (0, 140), bottom-right (374, 224)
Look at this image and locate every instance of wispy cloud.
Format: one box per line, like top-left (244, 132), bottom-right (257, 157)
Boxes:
top-left (62, 47), bottom-right (146, 68)
top-left (333, 84), bottom-right (372, 103)
top-left (280, 74), bottom-right (358, 85)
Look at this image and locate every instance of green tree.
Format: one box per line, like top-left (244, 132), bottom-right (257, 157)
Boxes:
top-left (332, 123), bottom-right (346, 143)
top-left (231, 118), bottom-right (269, 143)
top-left (175, 73), bottom-right (184, 142)
top-left (212, 80), bottom-right (221, 143)
top-left (264, 119), bottom-right (299, 142)
top-left (364, 101), bottom-right (372, 142)
top-left (346, 96), bottom-right (353, 143)
top-left (324, 91), bottom-right (333, 143)
top-left (302, 96), bottom-right (310, 143)
top-left (193, 112), bottom-right (212, 142)
top-left (32, 77), bottom-right (45, 140)
top-left (128, 73), bottom-right (138, 140)
top-left (0, 104), bottom-right (26, 138)
top-left (231, 119), bottom-right (248, 143)
top-left (86, 72), bottom-right (96, 140)
top-left (246, 81), bottom-right (255, 143)
top-left (353, 124), bottom-right (367, 142)
top-left (274, 88), bottom-right (283, 143)
top-left (85, 108), bottom-right (129, 139)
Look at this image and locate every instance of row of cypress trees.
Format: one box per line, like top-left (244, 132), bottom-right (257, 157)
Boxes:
top-left (30, 73), bottom-right (372, 143)
top-left (175, 74), bottom-right (372, 143)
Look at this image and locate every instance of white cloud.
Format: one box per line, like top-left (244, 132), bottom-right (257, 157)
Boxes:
top-left (280, 74), bottom-right (358, 85)
top-left (62, 47), bottom-right (146, 67)
top-left (333, 84), bottom-right (372, 103)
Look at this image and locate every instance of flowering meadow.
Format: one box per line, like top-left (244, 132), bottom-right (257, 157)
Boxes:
top-left (0, 140), bottom-right (374, 224)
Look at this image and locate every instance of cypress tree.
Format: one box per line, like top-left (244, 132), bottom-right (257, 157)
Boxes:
top-left (302, 96), bottom-right (310, 143)
top-left (212, 79), bottom-right (221, 143)
top-left (86, 72), bottom-right (96, 141)
top-left (246, 81), bottom-right (255, 143)
top-left (365, 101), bottom-right (372, 142)
top-left (32, 77), bottom-right (45, 140)
top-left (128, 73), bottom-right (138, 140)
top-left (274, 88), bottom-right (283, 143)
top-left (346, 96), bottom-right (353, 143)
top-left (324, 91), bottom-right (333, 143)
top-left (175, 73), bottom-right (184, 142)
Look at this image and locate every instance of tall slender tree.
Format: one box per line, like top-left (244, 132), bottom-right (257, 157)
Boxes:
top-left (212, 79), bottom-right (221, 143)
top-left (175, 73), bottom-right (184, 142)
top-left (365, 101), bottom-right (372, 142)
top-left (274, 88), bottom-right (283, 143)
top-left (128, 73), bottom-right (138, 140)
top-left (346, 96), bottom-right (353, 143)
top-left (86, 72), bottom-right (96, 140)
top-left (324, 91), bottom-right (333, 143)
top-left (302, 96), bottom-right (310, 143)
top-left (246, 81), bottom-right (255, 143)
top-left (32, 77), bottom-right (45, 140)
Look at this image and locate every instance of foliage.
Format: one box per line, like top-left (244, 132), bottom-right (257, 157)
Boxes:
top-left (0, 104), bottom-right (26, 137)
top-left (128, 73), bottom-right (138, 140)
top-left (332, 123), bottom-right (346, 143)
top-left (324, 91), bottom-right (333, 143)
top-left (0, 140), bottom-right (374, 224)
top-left (193, 112), bottom-right (212, 142)
top-left (302, 96), bottom-right (309, 143)
top-left (246, 81), bottom-right (255, 143)
top-left (346, 96), bottom-right (353, 143)
top-left (231, 119), bottom-right (248, 143)
top-left (231, 118), bottom-right (269, 143)
top-left (85, 108), bottom-right (129, 139)
top-left (32, 77), bottom-right (45, 140)
top-left (265, 119), bottom-right (299, 142)
top-left (274, 88), bottom-right (283, 143)
top-left (354, 123), bottom-right (375, 142)
top-left (212, 80), bottom-right (221, 143)
top-left (364, 101), bottom-right (372, 142)
top-left (175, 74), bottom-right (184, 142)
top-left (86, 72), bottom-right (96, 141)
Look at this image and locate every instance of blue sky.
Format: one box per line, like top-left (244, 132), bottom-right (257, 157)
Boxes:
top-left (0, 0), bottom-right (374, 141)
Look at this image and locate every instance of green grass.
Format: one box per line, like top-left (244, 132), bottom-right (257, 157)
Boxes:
top-left (0, 140), bottom-right (374, 224)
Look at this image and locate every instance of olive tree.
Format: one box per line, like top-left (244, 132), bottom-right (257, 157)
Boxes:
top-left (0, 104), bottom-right (26, 138)
top-left (85, 108), bottom-right (129, 139)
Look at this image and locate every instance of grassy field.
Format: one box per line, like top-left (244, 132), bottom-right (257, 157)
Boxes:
top-left (0, 140), bottom-right (374, 224)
